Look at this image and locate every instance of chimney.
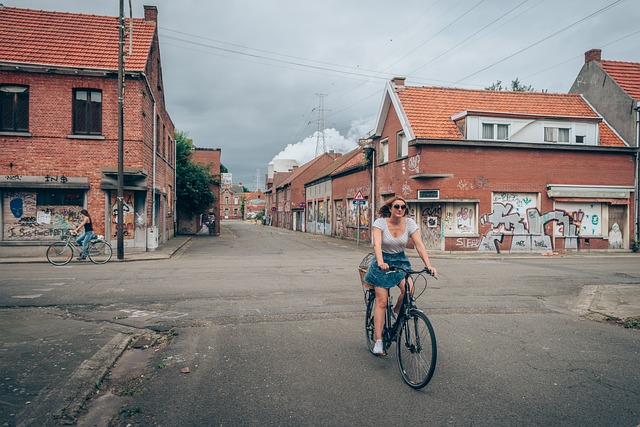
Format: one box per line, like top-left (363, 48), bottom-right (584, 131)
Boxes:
top-left (585, 49), bottom-right (601, 64)
top-left (392, 76), bottom-right (406, 88)
top-left (144, 5), bottom-right (158, 22)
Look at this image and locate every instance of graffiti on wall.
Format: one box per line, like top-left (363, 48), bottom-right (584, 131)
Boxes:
top-left (111, 193), bottom-right (135, 239)
top-left (478, 202), bottom-right (578, 253)
top-left (3, 191), bottom-right (83, 240)
top-left (408, 155), bottom-right (420, 174)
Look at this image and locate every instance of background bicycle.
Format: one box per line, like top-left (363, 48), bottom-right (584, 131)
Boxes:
top-left (359, 253), bottom-right (437, 389)
top-left (46, 231), bottom-right (112, 265)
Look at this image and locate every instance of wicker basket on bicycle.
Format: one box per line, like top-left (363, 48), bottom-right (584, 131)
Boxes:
top-left (358, 253), bottom-right (375, 289)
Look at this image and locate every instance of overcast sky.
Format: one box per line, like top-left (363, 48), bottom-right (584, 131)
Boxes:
top-left (12, 0), bottom-right (640, 189)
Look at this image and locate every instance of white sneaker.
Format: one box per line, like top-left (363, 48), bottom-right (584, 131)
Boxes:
top-left (373, 339), bottom-right (385, 355)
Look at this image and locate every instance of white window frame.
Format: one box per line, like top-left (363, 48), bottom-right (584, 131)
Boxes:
top-left (379, 138), bottom-right (389, 164)
top-left (481, 123), bottom-right (509, 141)
top-left (544, 126), bottom-right (571, 143)
top-left (396, 131), bottom-right (408, 159)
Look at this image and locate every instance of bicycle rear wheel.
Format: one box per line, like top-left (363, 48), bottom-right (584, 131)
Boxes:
top-left (364, 290), bottom-right (377, 354)
top-left (88, 241), bottom-right (112, 264)
top-left (46, 242), bottom-right (73, 266)
top-left (396, 309), bottom-right (437, 389)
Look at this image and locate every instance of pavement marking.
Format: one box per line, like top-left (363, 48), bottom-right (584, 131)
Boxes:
top-left (12, 294), bottom-right (43, 299)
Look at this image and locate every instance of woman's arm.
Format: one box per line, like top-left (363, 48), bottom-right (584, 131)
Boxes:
top-left (373, 227), bottom-right (389, 271)
top-left (74, 217), bottom-right (88, 233)
top-left (410, 229), bottom-right (437, 279)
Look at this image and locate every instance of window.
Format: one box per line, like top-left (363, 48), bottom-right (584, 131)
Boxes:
top-left (233, 208), bottom-right (238, 216)
top-left (37, 189), bottom-right (84, 206)
top-left (0, 85), bottom-right (29, 132)
top-left (482, 123), bottom-right (509, 140)
top-left (444, 202), bottom-right (478, 236)
top-left (396, 131), bottom-right (408, 159)
top-left (234, 197), bottom-right (239, 205)
top-left (544, 127), bottom-right (570, 143)
top-left (73, 89), bottom-right (102, 135)
top-left (575, 135), bottom-right (585, 144)
top-left (224, 196), bottom-right (229, 204)
top-left (379, 139), bottom-right (389, 164)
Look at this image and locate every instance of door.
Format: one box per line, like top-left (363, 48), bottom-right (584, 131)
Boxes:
top-left (419, 203), bottom-right (443, 251)
top-left (608, 205), bottom-right (625, 249)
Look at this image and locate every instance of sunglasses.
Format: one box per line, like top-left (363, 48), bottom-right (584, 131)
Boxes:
top-left (392, 204), bottom-right (407, 210)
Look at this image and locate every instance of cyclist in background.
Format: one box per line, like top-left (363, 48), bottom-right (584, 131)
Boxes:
top-left (73, 209), bottom-right (94, 260)
top-left (363, 196), bottom-right (438, 355)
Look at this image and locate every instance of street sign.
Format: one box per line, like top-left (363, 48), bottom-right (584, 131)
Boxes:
top-left (354, 190), bottom-right (365, 201)
top-left (353, 200), bottom-right (366, 205)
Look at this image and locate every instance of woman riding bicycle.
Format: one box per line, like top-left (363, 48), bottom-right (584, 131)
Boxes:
top-left (363, 196), bottom-right (438, 356)
top-left (73, 209), bottom-right (93, 260)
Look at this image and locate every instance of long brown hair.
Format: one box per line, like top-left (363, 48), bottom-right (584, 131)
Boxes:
top-left (378, 196), bottom-right (408, 218)
top-left (80, 209), bottom-right (92, 223)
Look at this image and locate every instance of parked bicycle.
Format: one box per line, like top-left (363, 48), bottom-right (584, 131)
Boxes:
top-left (46, 231), bottom-right (112, 265)
top-left (359, 253), bottom-right (437, 389)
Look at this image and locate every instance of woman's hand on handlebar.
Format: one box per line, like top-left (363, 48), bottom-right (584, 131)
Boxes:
top-left (379, 261), bottom-right (390, 271)
top-left (427, 266), bottom-right (438, 279)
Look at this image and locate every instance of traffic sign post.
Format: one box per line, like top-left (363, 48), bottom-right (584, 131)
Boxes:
top-left (353, 190), bottom-right (366, 246)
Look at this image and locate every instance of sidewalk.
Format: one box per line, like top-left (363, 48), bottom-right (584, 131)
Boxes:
top-left (0, 235), bottom-right (191, 264)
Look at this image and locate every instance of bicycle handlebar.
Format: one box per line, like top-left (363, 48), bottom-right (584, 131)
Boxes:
top-left (387, 266), bottom-right (434, 276)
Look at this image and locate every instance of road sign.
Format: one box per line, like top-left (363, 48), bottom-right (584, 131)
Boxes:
top-left (354, 190), bottom-right (365, 201)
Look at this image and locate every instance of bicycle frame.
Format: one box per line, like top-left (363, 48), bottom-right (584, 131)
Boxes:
top-left (364, 264), bottom-right (437, 389)
top-left (46, 231), bottom-right (112, 265)
top-left (382, 268), bottom-right (425, 350)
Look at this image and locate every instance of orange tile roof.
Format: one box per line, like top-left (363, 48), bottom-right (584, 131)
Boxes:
top-left (0, 6), bottom-right (155, 71)
top-left (601, 60), bottom-right (640, 101)
top-left (277, 152), bottom-right (341, 188)
top-left (396, 86), bottom-right (624, 146)
top-left (332, 147), bottom-right (367, 176)
top-left (306, 147), bottom-right (363, 184)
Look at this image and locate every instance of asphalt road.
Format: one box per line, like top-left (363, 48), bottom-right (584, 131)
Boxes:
top-left (1, 221), bottom-right (639, 426)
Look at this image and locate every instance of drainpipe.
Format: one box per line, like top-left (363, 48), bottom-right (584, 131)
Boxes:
top-left (636, 102), bottom-right (640, 246)
top-left (141, 73), bottom-right (157, 230)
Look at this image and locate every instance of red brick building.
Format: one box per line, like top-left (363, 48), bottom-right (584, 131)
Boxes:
top-left (305, 147), bottom-right (370, 239)
top-left (220, 184), bottom-right (245, 220)
top-left (243, 190), bottom-right (265, 221)
top-left (177, 147), bottom-right (221, 235)
top-left (361, 77), bottom-right (636, 253)
top-left (275, 152), bottom-right (341, 230)
top-left (0, 6), bottom-right (175, 256)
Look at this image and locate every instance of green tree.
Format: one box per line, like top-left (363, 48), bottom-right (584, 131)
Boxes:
top-left (485, 78), bottom-right (538, 92)
top-left (175, 130), bottom-right (216, 217)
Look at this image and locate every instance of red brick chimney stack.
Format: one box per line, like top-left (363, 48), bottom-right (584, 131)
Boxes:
top-left (392, 76), bottom-right (406, 90)
top-left (144, 5), bottom-right (158, 22)
top-left (585, 49), bottom-right (602, 64)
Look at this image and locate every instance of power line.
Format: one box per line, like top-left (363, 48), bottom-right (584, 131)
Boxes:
top-left (408, 0), bottom-right (530, 76)
top-left (453, 0), bottom-right (627, 84)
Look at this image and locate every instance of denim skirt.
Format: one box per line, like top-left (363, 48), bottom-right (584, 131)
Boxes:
top-left (363, 251), bottom-right (411, 289)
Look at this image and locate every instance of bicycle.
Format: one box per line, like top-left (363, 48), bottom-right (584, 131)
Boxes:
top-left (46, 231), bottom-right (112, 265)
top-left (359, 254), bottom-right (437, 389)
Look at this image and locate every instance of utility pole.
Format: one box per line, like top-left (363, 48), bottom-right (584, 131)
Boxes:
top-left (117, 0), bottom-right (125, 259)
top-left (312, 93), bottom-right (328, 157)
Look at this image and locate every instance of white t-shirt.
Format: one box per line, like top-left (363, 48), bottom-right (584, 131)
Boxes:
top-left (373, 217), bottom-right (419, 254)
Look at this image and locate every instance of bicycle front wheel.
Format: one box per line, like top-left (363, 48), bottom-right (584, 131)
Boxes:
top-left (364, 289), bottom-right (377, 354)
top-left (46, 242), bottom-right (73, 266)
top-left (88, 241), bottom-right (112, 264)
top-left (396, 309), bottom-right (437, 389)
